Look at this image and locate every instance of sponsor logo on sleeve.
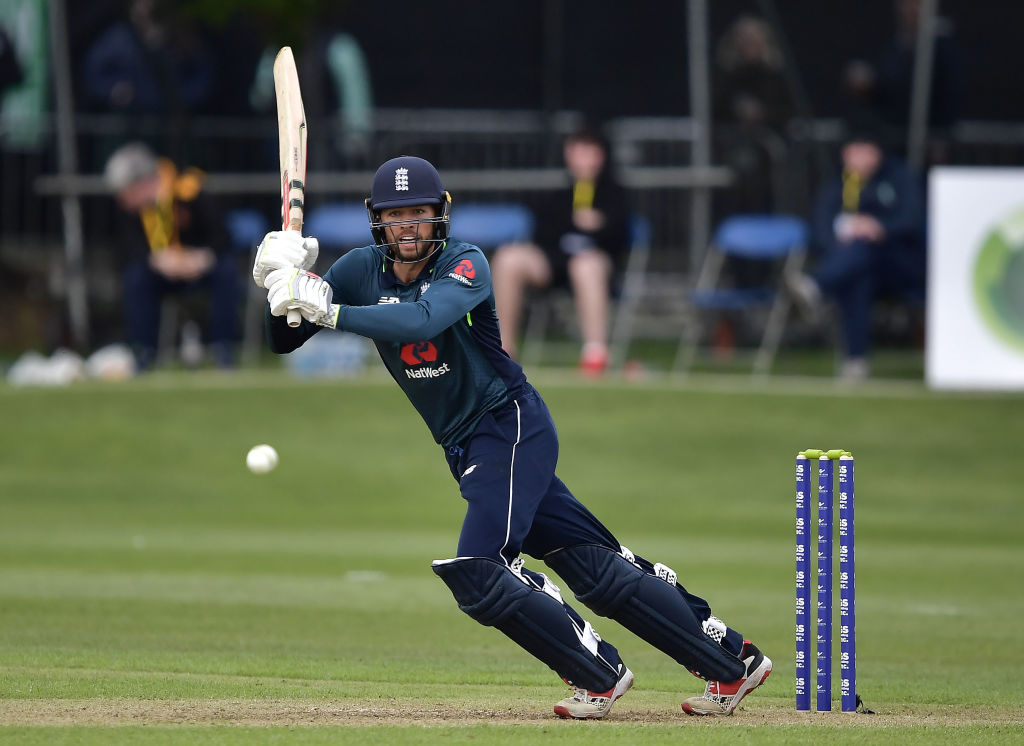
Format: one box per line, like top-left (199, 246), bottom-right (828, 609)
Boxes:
top-left (448, 258), bottom-right (475, 285)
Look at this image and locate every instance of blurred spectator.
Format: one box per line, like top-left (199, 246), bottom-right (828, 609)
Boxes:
top-left (249, 29), bottom-right (374, 164)
top-left (199, 13), bottom-right (266, 117)
top-left (491, 128), bottom-right (630, 376)
top-left (713, 14), bottom-right (794, 216)
top-left (842, 0), bottom-right (963, 144)
top-left (0, 26), bottom-right (22, 95)
top-left (786, 124), bottom-right (925, 382)
top-left (105, 142), bottom-right (241, 370)
top-left (81, 0), bottom-right (214, 116)
top-left (709, 15), bottom-right (795, 356)
top-left (0, 2), bottom-right (49, 151)
top-left (308, 29), bottom-right (374, 160)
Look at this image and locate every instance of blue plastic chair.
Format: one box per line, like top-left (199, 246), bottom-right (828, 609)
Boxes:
top-left (303, 202), bottom-right (375, 253)
top-left (674, 214), bottom-right (809, 375)
top-left (224, 208), bottom-right (271, 253)
top-left (449, 203), bottom-right (535, 250)
top-left (609, 214), bottom-right (652, 368)
top-left (306, 201), bottom-right (534, 255)
top-left (221, 209), bottom-right (273, 363)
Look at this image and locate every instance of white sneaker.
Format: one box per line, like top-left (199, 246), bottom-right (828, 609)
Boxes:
top-left (681, 641), bottom-right (772, 716)
top-left (838, 357), bottom-right (870, 383)
top-left (553, 665), bottom-right (634, 719)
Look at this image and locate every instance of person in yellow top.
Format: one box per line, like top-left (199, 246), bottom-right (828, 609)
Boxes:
top-left (491, 128), bottom-right (630, 376)
top-left (105, 142), bottom-right (240, 370)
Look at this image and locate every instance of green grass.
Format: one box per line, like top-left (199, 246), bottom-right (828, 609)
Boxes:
top-left (530, 333), bottom-right (926, 380)
top-left (1, 368), bottom-right (1023, 744)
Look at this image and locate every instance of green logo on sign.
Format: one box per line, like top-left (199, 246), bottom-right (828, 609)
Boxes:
top-left (974, 205), bottom-right (1024, 351)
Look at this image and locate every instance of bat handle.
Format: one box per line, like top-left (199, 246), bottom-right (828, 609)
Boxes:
top-left (282, 225), bottom-right (304, 327)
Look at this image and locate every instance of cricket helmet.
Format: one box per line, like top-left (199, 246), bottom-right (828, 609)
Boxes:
top-left (366, 156), bottom-right (451, 263)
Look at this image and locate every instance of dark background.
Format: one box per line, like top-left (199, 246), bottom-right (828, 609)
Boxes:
top-left (63, 0), bottom-right (1021, 122)
top-left (287, 0), bottom-right (1012, 122)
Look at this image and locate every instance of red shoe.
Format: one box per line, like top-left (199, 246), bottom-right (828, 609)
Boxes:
top-left (681, 641), bottom-right (772, 716)
top-left (579, 347), bottom-right (608, 378)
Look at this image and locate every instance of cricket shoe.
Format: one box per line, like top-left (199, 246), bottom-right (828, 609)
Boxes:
top-left (554, 664), bottom-right (634, 719)
top-left (680, 641), bottom-right (772, 716)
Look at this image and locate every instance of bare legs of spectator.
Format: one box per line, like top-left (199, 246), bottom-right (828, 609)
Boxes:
top-left (491, 242), bottom-right (552, 358)
top-left (492, 243), bottom-right (613, 375)
top-left (568, 249), bottom-right (612, 376)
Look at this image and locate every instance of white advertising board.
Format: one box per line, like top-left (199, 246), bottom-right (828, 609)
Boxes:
top-left (927, 168), bottom-right (1024, 390)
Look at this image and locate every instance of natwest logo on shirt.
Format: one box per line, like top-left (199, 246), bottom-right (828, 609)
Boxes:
top-left (399, 341), bottom-right (451, 379)
top-left (448, 258), bottom-right (475, 285)
top-left (405, 364), bottom-right (450, 379)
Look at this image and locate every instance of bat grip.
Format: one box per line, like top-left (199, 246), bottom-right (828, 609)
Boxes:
top-left (282, 225), bottom-right (304, 327)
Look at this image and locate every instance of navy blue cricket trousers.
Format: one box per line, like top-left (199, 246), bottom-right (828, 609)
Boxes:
top-left (443, 382), bottom-right (747, 665)
top-left (123, 254), bottom-right (241, 362)
top-left (813, 238), bottom-right (925, 358)
top-left (445, 383), bottom-right (619, 564)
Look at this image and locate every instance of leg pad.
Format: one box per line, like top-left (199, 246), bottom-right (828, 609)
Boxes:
top-left (432, 556), bottom-right (620, 691)
top-left (545, 544), bottom-right (744, 682)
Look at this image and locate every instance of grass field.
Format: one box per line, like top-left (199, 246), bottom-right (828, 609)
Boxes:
top-left (2, 367), bottom-right (1023, 744)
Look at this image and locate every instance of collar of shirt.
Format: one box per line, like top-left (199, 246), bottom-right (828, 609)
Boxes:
top-left (378, 245), bottom-right (445, 289)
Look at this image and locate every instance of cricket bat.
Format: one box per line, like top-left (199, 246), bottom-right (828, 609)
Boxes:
top-left (273, 46), bottom-right (307, 327)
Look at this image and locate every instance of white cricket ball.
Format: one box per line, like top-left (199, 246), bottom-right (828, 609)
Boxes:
top-left (246, 444), bottom-right (279, 474)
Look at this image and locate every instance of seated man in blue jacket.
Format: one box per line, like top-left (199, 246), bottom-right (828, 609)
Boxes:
top-left (788, 126), bottom-right (926, 381)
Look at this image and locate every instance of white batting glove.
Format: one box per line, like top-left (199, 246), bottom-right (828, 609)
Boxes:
top-left (252, 231), bottom-right (320, 289)
top-left (265, 267), bottom-right (340, 329)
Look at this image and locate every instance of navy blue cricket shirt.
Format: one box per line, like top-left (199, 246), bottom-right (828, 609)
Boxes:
top-left (266, 240), bottom-right (527, 448)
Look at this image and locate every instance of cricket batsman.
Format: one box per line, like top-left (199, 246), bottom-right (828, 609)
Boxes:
top-left (252, 155), bottom-right (772, 718)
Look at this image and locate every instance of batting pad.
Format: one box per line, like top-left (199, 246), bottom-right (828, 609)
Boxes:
top-left (544, 544), bottom-right (745, 682)
top-left (432, 557), bottom-right (620, 691)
